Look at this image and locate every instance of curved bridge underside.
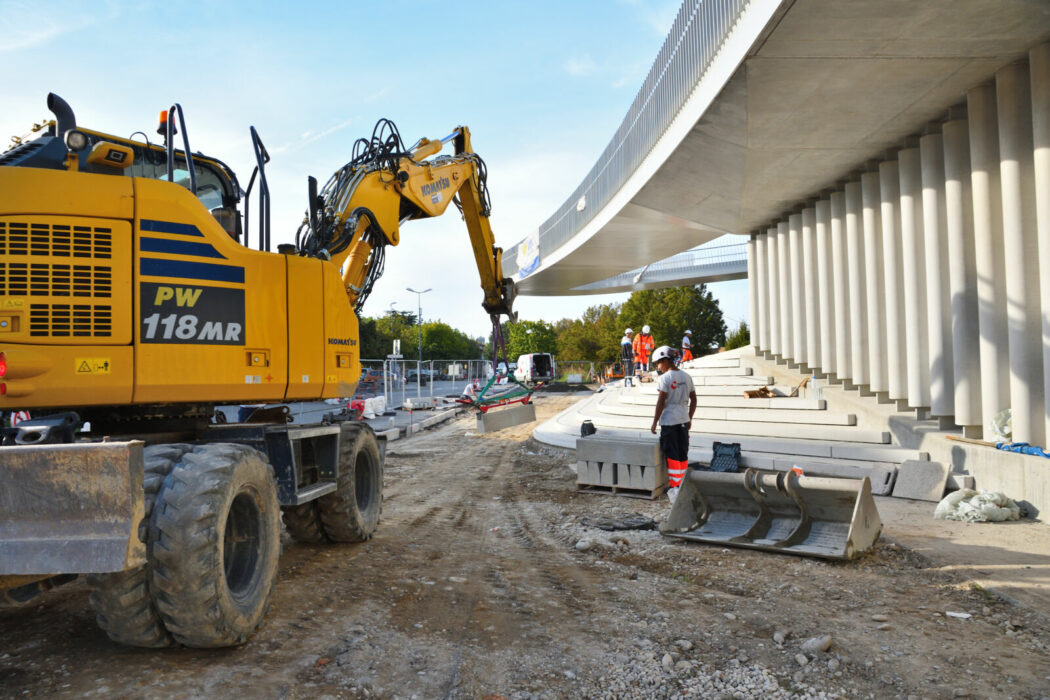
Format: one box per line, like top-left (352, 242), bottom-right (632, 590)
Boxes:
top-left (508, 0), bottom-right (1049, 296)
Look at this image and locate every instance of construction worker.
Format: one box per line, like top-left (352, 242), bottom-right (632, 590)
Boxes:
top-left (620, 328), bottom-right (635, 384)
top-left (681, 329), bottom-right (694, 363)
top-left (633, 324), bottom-right (655, 372)
top-left (649, 346), bottom-right (696, 503)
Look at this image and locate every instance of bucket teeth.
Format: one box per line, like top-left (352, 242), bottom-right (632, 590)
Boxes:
top-left (660, 468), bottom-right (882, 560)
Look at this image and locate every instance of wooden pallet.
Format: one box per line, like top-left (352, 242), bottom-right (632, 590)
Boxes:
top-left (575, 482), bottom-right (668, 500)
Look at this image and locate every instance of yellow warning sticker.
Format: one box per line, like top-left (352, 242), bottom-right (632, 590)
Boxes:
top-left (326, 374), bottom-right (338, 383)
top-left (75, 358), bottom-right (112, 374)
top-left (2, 299), bottom-right (25, 309)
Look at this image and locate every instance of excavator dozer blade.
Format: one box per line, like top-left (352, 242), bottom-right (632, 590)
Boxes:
top-left (0, 441), bottom-right (146, 575)
top-left (660, 468), bottom-right (882, 561)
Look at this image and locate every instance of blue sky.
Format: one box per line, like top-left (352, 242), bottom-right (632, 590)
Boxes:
top-left (1, 0), bottom-right (748, 345)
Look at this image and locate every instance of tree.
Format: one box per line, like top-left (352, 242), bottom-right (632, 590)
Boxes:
top-left (555, 303), bottom-right (622, 362)
top-left (724, 321), bottom-right (750, 350)
top-left (619, 284), bottom-right (726, 354)
top-left (505, 320), bottom-right (557, 359)
top-left (421, 321), bottom-right (482, 360)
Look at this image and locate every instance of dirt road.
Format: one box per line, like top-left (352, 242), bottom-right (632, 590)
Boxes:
top-left (2, 395), bottom-right (1049, 698)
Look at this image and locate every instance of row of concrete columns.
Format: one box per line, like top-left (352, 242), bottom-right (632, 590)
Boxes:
top-left (748, 45), bottom-right (1050, 445)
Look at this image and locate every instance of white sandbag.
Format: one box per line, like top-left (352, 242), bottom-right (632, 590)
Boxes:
top-left (934, 489), bottom-right (1021, 522)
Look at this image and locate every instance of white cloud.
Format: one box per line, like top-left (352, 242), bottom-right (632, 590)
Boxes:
top-left (0, 0), bottom-right (116, 52)
top-left (562, 54), bottom-right (597, 77)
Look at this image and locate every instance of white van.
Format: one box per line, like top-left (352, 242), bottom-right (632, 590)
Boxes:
top-left (514, 353), bottom-right (556, 384)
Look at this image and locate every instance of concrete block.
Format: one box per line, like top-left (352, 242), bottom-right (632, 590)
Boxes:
top-left (475, 402), bottom-right (537, 433)
top-left (617, 463), bottom-right (631, 487)
top-left (892, 460), bottom-right (950, 501)
top-left (831, 445), bottom-right (928, 462)
top-left (947, 473), bottom-right (975, 491)
top-left (697, 375), bottom-right (773, 386)
top-left (576, 435), bottom-right (662, 466)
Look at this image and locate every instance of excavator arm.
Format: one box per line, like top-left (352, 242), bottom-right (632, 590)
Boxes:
top-left (294, 121), bottom-right (517, 329)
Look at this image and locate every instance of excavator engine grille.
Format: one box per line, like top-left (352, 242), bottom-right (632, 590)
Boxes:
top-left (29, 303), bottom-right (113, 337)
top-left (0, 216), bottom-right (128, 343)
top-left (0, 221), bottom-right (113, 258)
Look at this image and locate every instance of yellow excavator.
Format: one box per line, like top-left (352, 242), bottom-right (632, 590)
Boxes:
top-left (0, 94), bottom-right (519, 647)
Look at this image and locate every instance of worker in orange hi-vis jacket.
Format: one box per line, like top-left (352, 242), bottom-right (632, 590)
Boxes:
top-left (649, 346), bottom-right (696, 504)
top-left (633, 324), bottom-right (655, 371)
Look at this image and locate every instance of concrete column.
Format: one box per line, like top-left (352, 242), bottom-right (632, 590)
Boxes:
top-left (747, 235), bottom-right (758, 348)
top-left (802, 207), bottom-right (820, 372)
top-left (777, 221), bottom-right (792, 361)
top-left (845, 181), bottom-right (868, 386)
top-left (830, 192), bottom-right (851, 380)
top-left (755, 232), bottom-right (769, 351)
top-left (997, 62), bottom-right (1044, 447)
top-left (899, 147), bottom-right (931, 409)
top-left (861, 171), bottom-right (887, 393)
top-left (880, 160), bottom-right (907, 401)
top-left (920, 132), bottom-right (956, 419)
top-left (789, 214), bottom-right (805, 365)
top-left (1030, 43), bottom-right (1050, 443)
top-left (944, 118), bottom-right (982, 432)
top-left (766, 226), bottom-right (781, 356)
top-left (968, 83), bottom-right (1010, 439)
top-left (816, 199), bottom-right (835, 375)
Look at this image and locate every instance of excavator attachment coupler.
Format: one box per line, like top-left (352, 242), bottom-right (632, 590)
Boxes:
top-left (0, 441), bottom-right (146, 576)
top-left (660, 468), bottom-right (882, 560)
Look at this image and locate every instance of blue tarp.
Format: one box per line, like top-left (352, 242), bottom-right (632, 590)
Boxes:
top-left (995, 442), bottom-right (1050, 459)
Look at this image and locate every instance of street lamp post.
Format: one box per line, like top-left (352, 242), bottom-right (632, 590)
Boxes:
top-left (406, 287), bottom-right (431, 376)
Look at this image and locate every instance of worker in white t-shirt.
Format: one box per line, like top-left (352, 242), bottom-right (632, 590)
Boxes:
top-left (681, 329), bottom-right (693, 363)
top-left (620, 328), bottom-right (635, 385)
top-left (649, 346), bottom-right (696, 503)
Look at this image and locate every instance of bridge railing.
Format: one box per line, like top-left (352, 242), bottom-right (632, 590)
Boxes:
top-left (504, 0), bottom-right (748, 275)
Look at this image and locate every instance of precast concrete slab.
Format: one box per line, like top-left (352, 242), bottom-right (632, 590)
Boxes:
top-left (683, 367), bottom-right (754, 377)
top-left (576, 435), bottom-right (668, 495)
top-left (892, 460), bottom-right (951, 501)
top-left (723, 408), bottom-right (856, 426)
top-left (475, 403), bottom-right (537, 434)
top-left (831, 444), bottom-right (930, 463)
top-left (693, 376), bottom-right (774, 386)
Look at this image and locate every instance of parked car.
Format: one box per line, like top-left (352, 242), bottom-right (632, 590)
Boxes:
top-left (514, 353), bottom-right (555, 384)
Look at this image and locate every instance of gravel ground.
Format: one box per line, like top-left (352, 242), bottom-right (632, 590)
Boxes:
top-left (1, 394), bottom-right (1049, 699)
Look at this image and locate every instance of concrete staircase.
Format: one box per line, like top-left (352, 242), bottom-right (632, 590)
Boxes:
top-left (534, 349), bottom-right (932, 495)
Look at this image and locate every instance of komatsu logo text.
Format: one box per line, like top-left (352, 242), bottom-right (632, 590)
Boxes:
top-left (328, 337), bottom-right (356, 346)
top-left (420, 177), bottom-right (450, 196)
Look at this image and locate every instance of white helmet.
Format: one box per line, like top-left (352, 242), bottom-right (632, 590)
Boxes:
top-left (642, 325), bottom-right (651, 334)
top-left (652, 345), bottom-right (677, 364)
top-left (685, 329), bottom-right (692, 335)
top-left (624, 327), bottom-right (633, 334)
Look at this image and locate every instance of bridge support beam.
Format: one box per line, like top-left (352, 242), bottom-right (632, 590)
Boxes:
top-left (789, 213), bottom-right (806, 368)
top-left (830, 192), bottom-right (851, 382)
top-left (777, 221), bottom-right (792, 362)
top-left (997, 61), bottom-right (1044, 447)
top-left (766, 226), bottom-right (781, 357)
top-left (802, 207), bottom-right (820, 373)
top-left (899, 146), bottom-right (931, 411)
top-left (747, 234), bottom-right (758, 349)
top-left (754, 232), bottom-right (769, 352)
top-left (968, 83), bottom-right (1011, 440)
top-left (943, 118), bottom-right (982, 435)
top-left (920, 132), bottom-right (955, 420)
top-left (816, 200), bottom-right (834, 377)
top-left (861, 171), bottom-right (887, 394)
top-left (1032, 43), bottom-right (1050, 444)
top-left (845, 181), bottom-right (868, 388)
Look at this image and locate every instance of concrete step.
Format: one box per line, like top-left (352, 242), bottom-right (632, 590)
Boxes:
top-left (693, 375), bottom-right (774, 386)
top-left (618, 392), bottom-right (827, 410)
top-left (573, 405), bottom-right (889, 444)
top-left (599, 394), bottom-right (853, 425)
top-left (683, 367), bottom-right (753, 377)
top-left (683, 358), bottom-right (740, 369)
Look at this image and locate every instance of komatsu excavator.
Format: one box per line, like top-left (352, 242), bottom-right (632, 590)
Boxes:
top-left (0, 94), bottom-right (522, 647)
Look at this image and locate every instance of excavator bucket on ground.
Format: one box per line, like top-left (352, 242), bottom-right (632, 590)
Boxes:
top-left (660, 468), bottom-right (882, 560)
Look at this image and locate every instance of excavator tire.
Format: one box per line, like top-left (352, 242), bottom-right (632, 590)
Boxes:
top-left (280, 502), bottom-right (327, 544)
top-left (318, 423), bottom-right (383, 542)
top-left (149, 443), bottom-right (280, 648)
top-left (86, 443), bottom-right (193, 648)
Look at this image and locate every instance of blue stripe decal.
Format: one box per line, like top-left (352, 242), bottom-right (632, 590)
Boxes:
top-left (140, 257), bottom-right (244, 284)
top-left (140, 219), bottom-right (204, 237)
top-left (140, 236), bottom-right (226, 259)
